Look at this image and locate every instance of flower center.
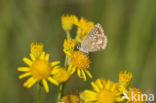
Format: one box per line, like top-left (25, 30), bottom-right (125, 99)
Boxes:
top-left (71, 51), bottom-right (90, 69)
top-left (61, 94), bottom-right (80, 103)
top-left (30, 59), bottom-right (51, 80)
top-left (98, 90), bottom-right (115, 103)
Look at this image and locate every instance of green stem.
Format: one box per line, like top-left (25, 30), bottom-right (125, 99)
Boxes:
top-left (57, 30), bottom-right (70, 102)
top-left (57, 55), bottom-right (68, 102)
top-left (38, 84), bottom-right (42, 103)
top-left (66, 31), bottom-right (71, 39)
top-left (57, 83), bottom-right (65, 102)
top-left (64, 55), bottom-right (68, 68)
top-left (57, 56), bottom-right (68, 102)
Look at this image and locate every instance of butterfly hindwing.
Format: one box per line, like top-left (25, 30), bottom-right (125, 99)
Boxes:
top-left (79, 24), bottom-right (108, 53)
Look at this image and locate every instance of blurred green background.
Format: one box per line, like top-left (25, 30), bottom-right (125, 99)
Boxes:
top-left (0, 0), bottom-right (156, 103)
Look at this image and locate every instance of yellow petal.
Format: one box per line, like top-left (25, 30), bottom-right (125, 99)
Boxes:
top-left (67, 64), bottom-right (73, 73)
top-left (48, 77), bottom-right (58, 86)
top-left (51, 68), bottom-right (60, 74)
top-left (83, 90), bottom-right (97, 96)
top-left (53, 66), bottom-right (60, 70)
top-left (77, 69), bottom-right (82, 78)
top-left (81, 91), bottom-right (97, 101)
top-left (40, 52), bottom-right (45, 59)
top-left (51, 61), bottom-right (60, 66)
top-left (91, 82), bottom-right (100, 92)
top-left (42, 79), bottom-right (49, 93)
top-left (23, 57), bottom-right (32, 66)
top-left (85, 97), bottom-right (97, 102)
top-left (85, 70), bottom-right (92, 78)
top-left (96, 79), bottom-right (103, 90)
top-left (105, 80), bottom-right (110, 90)
top-left (70, 66), bottom-right (76, 74)
top-left (45, 54), bottom-right (50, 61)
top-left (24, 77), bottom-right (34, 87)
top-left (17, 67), bottom-right (30, 72)
top-left (29, 53), bottom-right (36, 61)
top-left (63, 49), bottom-right (71, 56)
top-left (81, 90), bottom-right (97, 98)
top-left (27, 78), bottom-right (37, 88)
top-left (19, 72), bottom-right (31, 79)
top-left (81, 70), bottom-right (86, 81)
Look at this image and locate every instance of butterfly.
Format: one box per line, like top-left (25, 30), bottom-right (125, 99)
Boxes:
top-left (79, 23), bottom-right (108, 53)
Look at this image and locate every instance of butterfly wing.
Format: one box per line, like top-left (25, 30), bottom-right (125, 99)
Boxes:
top-left (80, 24), bottom-right (108, 53)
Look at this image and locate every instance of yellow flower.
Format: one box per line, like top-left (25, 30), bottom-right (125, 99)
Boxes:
top-left (76, 17), bottom-right (94, 42)
top-left (61, 14), bottom-right (78, 31)
top-left (119, 70), bottom-right (132, 88)
top-left (63, 39), bottom-right (76, 54)
top-left (71, 51), bottom-right (90, 69)
top-left (67, 51), bottom-right (92, 81)
top-left (78, 17), bottom-right (94, 33)
top-left (80, 79), bottom-right (123, 103)
top-left (17, 52), bottom-right (60, 93)
top-left (60, 93), bottom-right (81, 103)
top-left (127, 88), bottom-right (146, 103)
top-left (52, 68), bottom-right (70, 83)
top-left (30, 42), bottom-right (44, 58)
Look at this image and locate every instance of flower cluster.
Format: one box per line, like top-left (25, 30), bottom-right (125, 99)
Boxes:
top-left (80, 71), bottom-right (146, 103)
top-left (61, 14), bottom-right (94, 42)
top-left (62, 14), bottom-right (94, 81)
top-left (18, 43), bottom-right (70, 93)
top-left (18, 15), bottom-right (94, 94)
top-left (17, 14), bottom-right (146, 103)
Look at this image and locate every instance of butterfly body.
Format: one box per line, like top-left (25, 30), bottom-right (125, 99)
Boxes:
top-left (79, 24), bottom-right (108, 53)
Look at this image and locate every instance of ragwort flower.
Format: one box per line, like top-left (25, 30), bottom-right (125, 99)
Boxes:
top-left (127, 88), bottom-right (146, 103)
top-left (80, 79), bottom-right (123, 103)
top-left (119, 70), bottom-right (132, 88)
top-left (30, 42), bottom-right (44, 58)
top-left (76, 17), bottom-right (94, 43)
top-left (67, 51), bottom-right (92, 81)
top-left (18, 52), bottom-right (60, 93)
top-left (61, 14), bottom-right (78, 31)
top-left (63, 39), bottom-right (76, 54)
top-left (52, 68), bottom-right (70, 83)
top-left (60, 93), bottom-right (81, 103)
